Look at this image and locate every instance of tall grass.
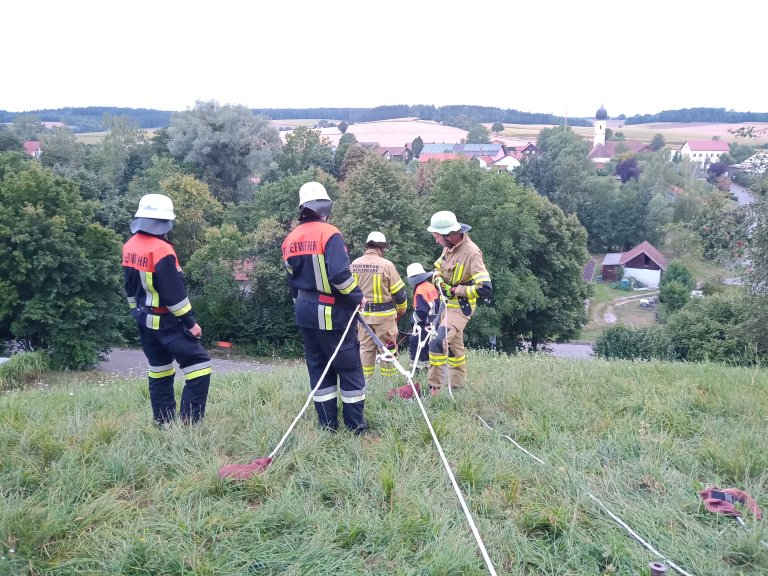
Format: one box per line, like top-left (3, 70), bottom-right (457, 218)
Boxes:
top-left (1, 354), bottom-right (767, 574)
top-left (0, 351), bottom-right (50, 391)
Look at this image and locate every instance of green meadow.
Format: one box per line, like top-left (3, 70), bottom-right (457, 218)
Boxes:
top-left (2, 354), bottom-right (768, 575)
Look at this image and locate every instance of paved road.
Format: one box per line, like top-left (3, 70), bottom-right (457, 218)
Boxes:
top-left (548, 343), bottom-right (593, 359)
top-left (99, 348), bottom-right (274, 376)
top-left (730, 181), bottom-right (755, 206)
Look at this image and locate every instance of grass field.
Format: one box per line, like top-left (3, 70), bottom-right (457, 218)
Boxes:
top-left (498, 121), bottom-right (768, 147)
top-left (2, 356), bottom-right (767, 575)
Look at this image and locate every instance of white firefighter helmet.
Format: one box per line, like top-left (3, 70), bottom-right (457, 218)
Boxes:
top-left (135, 194), bottom-right (176, 221)
top-left (427, 210), bottom-right (471, 234)
top-left (406, 262), bottom-right (434, 286)
top-left (298, 181), bottom-right (333, 218)
top-left (366, 231), bottom-right (389, 247)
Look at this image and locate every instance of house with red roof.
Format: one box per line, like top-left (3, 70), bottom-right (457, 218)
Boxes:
top-left (23, 140), bottom-right (42, 159)
top-left (601, 241), bottom-right (668, 288)
top-left (588, 140), bottom-right (653, 165)
top-left (679, 140), bottom-right (730, 167)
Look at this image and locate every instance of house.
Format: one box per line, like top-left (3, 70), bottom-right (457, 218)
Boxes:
top-left (730, 151), bottom-right (768, 175)
top-left (491, 155), bottom-right (522, 171)
top-left (417, 142), bottom-right (523, 171)
top-left (588, 140), bottom-right (653, 165)
top-left (23, 140), bottom-right (42, 159)
top-left (375, 145), bottom-right (413, 163)
top-left (601, 241), bottom-right (668, 288)
top-left (679, 140), bottom-right (730, 167)
top-left (233, 258), bottom-right (255, 293)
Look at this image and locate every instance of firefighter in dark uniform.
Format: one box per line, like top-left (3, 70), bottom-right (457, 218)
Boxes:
top-left (122, 194), bottom-right (212, 426)
top-left (281, 181), bottom-right (368, 434)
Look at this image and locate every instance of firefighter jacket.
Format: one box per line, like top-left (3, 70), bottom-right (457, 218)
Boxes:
top-left (434, 234), bottom-right (492, 317)
top-left (122, 232), bottom-right (197, 330)
top-left (412, 280), bottom-right (439, 325)
top-left (282, 219), bottom-right (363, 330)
top-left (350, 249), bottom-right (407, 324)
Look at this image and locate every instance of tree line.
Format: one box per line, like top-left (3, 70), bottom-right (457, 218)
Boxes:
top-left (625, 107), bottom-right (768, 125)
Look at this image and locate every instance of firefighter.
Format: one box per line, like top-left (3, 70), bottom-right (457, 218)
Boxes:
top-left (350, 231), bottom-right (407, 381)
top-left (386, 262), bottom-right (439, 400)
top-left (281, 181), bottom-right (368, 434)
top-left (427, 211), bottom-right (492, 394)
top-left (122, 194), bottom-right (212, 426)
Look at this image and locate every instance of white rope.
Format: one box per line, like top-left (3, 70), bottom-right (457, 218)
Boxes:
top-left (373, 329), bottom-right (498, 576)
top-left (267, 311), bottom-right (359, 459)
top-left (476, 415), bottom-right (695, 576)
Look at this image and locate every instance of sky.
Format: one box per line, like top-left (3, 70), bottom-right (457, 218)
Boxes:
top-left (3, 0), bottom-right (766, 118)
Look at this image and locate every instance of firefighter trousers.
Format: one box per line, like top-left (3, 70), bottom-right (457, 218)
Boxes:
top-left (137, 323), bottom-right (212, 424)
top-left (427, 307), bottom-right (469, 389)
top-left (300, 326), bottom-right (367, 433)
top-left (357, 318), bottom-right (399, 379)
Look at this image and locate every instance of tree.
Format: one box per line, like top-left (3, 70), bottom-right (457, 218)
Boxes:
top-left (338, 120), bottom-right (348, 134)
top-left (466, 123), bottom-right (490, 144)
top-left (12, 115), bottom-right (43, 141)
top-left (429, 160), bottom-right (590, 350)
top-left (660, 261), bottom-right (696, 291)
top-left (0, 154), bottom-right (124, 368)
top-left (333, 154), bottom-right (427, 270)
top-left (167, 100), bottom-right (281, 201)
top-left (333, 132), bottom-right (358, 179)
top-left (411, 136), bottom-right (424, 159)
top-left (278, 126), bottom-right (334, 176)
top-left (92, 115), bottom-right (149, 189)
top-left (0, 131), bottom-right (23, 153)
top-left (615, 157), bottom-right (641, 183)
top-left (650, 133), bottom-right (666, 151)
top-left (491, 122), bottom-right (504, 134)
top-left (40, 126), bottom-right (86, 168)
top-left (159, 174), bottom-right (223, 264)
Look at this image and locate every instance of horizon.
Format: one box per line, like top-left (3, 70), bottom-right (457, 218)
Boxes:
top-left (2, 103), bottom-right (767, 120)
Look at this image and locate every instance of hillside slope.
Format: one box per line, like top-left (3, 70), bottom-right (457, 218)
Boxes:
top-left (2, 354), bottom-right (767, 574)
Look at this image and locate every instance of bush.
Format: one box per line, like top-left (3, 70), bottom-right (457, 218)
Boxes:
top-left (666, 292), bottom-right (757, 365)
top-left (0, 351), bottom-right (50, 391)
top-left (593, 325), bottom-right (673, 361)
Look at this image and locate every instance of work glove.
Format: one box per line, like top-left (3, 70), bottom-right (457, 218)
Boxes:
top-left (386, 382), bottom-right (420, 401)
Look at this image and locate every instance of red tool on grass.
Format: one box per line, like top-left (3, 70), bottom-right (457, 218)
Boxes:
top-left (218, 311), bottom-right (360, 480)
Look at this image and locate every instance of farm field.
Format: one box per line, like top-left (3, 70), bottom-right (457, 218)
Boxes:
top-left (3, 355), bottom-right (767, 574)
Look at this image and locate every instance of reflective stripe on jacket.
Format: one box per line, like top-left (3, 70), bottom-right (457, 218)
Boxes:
top-left (122, 232), bottom-right (196, 330)
top-left (434, 235), bottom-right (492, 316)
top-left (282, 219), bottom-right (363, 330)
top-left (350, 249), bottom-right (407, 322)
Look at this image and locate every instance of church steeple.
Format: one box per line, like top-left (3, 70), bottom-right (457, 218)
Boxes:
top-left (593, 104), bottom-right (608, 147)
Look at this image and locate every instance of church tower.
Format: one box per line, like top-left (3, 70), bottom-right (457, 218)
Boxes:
top-left (594, 104), bottom-right (608, 147)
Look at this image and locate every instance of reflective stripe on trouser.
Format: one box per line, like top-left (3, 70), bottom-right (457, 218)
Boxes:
top-left (357, 319), bottom-right (398, 378)
top-left (300, 326), bottom-right (367, 432)
top-left (428, 307), bottom-right (469, 389)
top-left (138, 323), bottom-right (212, 424)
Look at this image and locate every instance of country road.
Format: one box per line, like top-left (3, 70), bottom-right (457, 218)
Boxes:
top-left (99, 348), bottom-right (274, 376)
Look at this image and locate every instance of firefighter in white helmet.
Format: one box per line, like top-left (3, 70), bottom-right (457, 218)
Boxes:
top-left (427, 210), bottom-right (492, 394)
top-left (281, 181), bottom-right (368, 434)
top-left (122, 194), bottom-right (212, 426)
top-left (350, 231), bottom-right (408, 381)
